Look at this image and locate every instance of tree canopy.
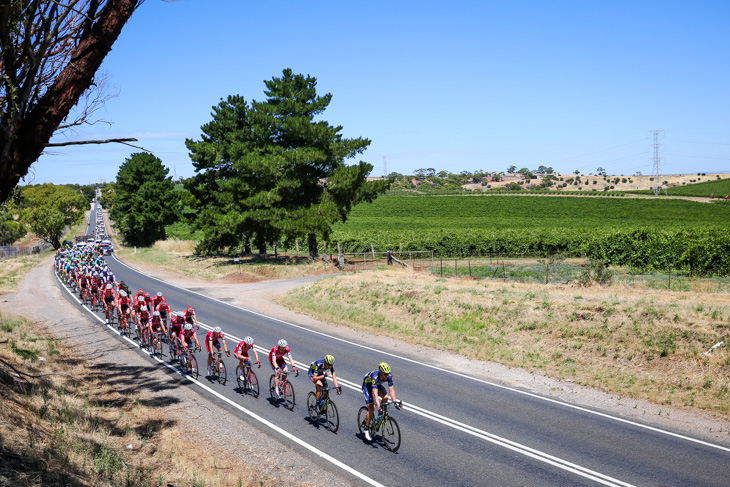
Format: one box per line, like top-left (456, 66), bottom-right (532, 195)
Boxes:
top-left (0, 0), bottom-right (142, 204)
top-left (18, 183), bottom-right (87, 249)
top-left (185, 69), bottom-right (389, 256)
top-left (112, 152), bottom-right (175, 247)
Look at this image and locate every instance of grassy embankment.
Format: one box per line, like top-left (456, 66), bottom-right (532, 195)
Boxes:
top-left (0, 241), bottom-right (291, 485)
top-left (278, 267), bottom-right (730, 418)
top-left (116, 239), bottom-right (337, 282)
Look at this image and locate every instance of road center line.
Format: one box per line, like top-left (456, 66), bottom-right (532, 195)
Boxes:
top-left (112, 254), bottom-right (730, 454)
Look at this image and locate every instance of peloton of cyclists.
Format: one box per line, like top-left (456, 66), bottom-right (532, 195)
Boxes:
top-left (269, 339), bottom-right (298, 398)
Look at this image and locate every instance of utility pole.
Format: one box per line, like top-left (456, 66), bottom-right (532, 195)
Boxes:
top-left (650, 130), bottom-right (665, 196)
top-left (383, 155), bottom-right (388, 178)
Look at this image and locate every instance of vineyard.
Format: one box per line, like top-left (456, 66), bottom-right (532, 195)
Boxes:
top-left (329, 194), bottom-right (730, 276)
top-left (627, 177), bottom-right (730, 197)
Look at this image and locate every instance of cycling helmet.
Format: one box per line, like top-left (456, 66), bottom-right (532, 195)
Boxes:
top-left (144, 292), bottom-right (150, 298)
top-left (187, 306), bottom-right (194, 310)
top-left (244, 336), bottom-right (254, 345)
top-left (119, 290), bottom-right (127, 297)
top-left (138, 296), bottom-right (145, 302)
top-left (106, 283), bottom-right (112, 289)
top-left (153, 311), bottom-right (160, 317)
top-left (324, 354), bottom-right (335, 366)
top-left (140, 305), bottom-right (148, 312)
top-left (277, 339), bottom-right (288, 348)
top-left (159, 296), bottom-right (165, 302)
top-left (157, 292), bottom-right (163, 297)
top-left (184, 323), bottom-right (193, 330)
top-left (213, 326), bottom-right (222, 333)
top-left (139, 288), bottom-right (143, 293)
top-left (379, 362), bottom-right (391, 374)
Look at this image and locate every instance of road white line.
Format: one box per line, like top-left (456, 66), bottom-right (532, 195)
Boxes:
top-left (191, 320), bottom-right (635, 486)
top-left (112, 254), bottom-right (730, 454)
top-left (54, 272), bottom-right (386, 487)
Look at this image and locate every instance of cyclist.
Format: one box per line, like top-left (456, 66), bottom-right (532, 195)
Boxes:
top-left (150, 292), bottom-right (163, 313)
top-left (361, 362), bottom-right (401, 441)
top-left (268, 339), bottom-right (298, 398)
top-left (205, 326), bottom-right (229, 376)
top-left (184, 306), bottom-right (199, 330)
top-left (137, 305), bottom-right (151, 346)
top-left (309, 354), bottom-right (341, 410)
top-left (179, 322), bottom-right (200, 350)
top-left (147, 311), bottom-right (168, 352)
top-left (234, 336), bottom-right (261, 381)
top-left (117, 290), bottom-right (132, 330)
top-left (102, 283), bottom-right (116, 323)
top-left (156, 296), bottom-right (171, 327)
top-left (168, 315), bottom-right (186, 355)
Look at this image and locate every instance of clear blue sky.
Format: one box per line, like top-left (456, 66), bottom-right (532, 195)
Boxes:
top-left (31, 0), bottom-right (730, 186)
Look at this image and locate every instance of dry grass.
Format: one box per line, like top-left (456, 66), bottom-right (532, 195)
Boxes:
top-left (0, 254), bottom-right (47, 294)
top-left (278, 268), bottom-right (730, 418)
top-left (117, 241), bottom-right (338, 282)
top-left (0, 312), bottom-right (304, 487)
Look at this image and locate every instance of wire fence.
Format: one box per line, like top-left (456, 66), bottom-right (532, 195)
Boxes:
top-left (0, 241), bottom-right (52, 260)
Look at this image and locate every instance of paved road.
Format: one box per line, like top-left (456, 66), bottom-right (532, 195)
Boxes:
top-left (73, 202), bottom-right (730, 486)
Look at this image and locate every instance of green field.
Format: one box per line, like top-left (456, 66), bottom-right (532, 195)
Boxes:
top-left (330, 193), bottom-right (730, 275)
top-left (335, 194), bottom-right (730, 230)
top-left (628, 177), bottom-right (730, 197)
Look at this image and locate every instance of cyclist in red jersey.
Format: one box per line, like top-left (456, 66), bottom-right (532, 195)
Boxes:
top-left (268, 339), bottom-right (298, 398)
top-left (205, 327), bottom-right (229, 376)
top-left (168, 315), bottom-right (185, 355)
top-left (156, 297), bottom-right (171, 326)
top-left (184, 306), bottom-right (199, 330)
top-left (146, 311), bottom-right (167, 351)
top-left (179, 323), bottom-right (200, 350)
top-left (150, 292), bottom-right (163, 311)
top-left (117, 290), bottom-right (132, 329)
top-left (143, 292), bottom-right (153, 313)
top-left (234, 336), bottom-right (261, 380)
top-left (137, 305), bottom-right (151, 346)
top-left (102, 283), bottom-right (116, 323)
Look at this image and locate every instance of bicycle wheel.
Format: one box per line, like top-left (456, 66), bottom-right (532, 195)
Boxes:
top-left (154, 337), bottom-right (162, 357)
top-left (357, 407), bottom-right (371, 441)
top-left (247, 369), bottom-right (259, 398)
top-left (269, 375), bottom-right (277, 400)
top-left (283, 381), bottom-right (295, 410)
top-left (307, 392), bottom-right (318, 423)
top-left (381, 417), bottom-right (401, 452)
top-left (236, 366), bottom-right (245, 391)
top-left (188, 355), bottom-right (199, 379)
top-left (217, 360), bottom-right (227, 385)
top-left (324, 400), bottom-right (339, 433)
top-left (169, 342), bottom-right (178, 362)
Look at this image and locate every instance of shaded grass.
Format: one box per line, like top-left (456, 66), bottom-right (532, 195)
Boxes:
top-left (278, 269), bottom-right (730, 418)
top-left (0, 312), bottom-right (310, 487)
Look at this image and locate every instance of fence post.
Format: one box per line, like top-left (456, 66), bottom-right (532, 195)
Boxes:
top-left (455, 259), bottom-right (458, 278)
top-left (371, 244), bottom-right (375, 259)
top-left (469, 260), bottom-right (472, 278)
top-left (440, 257), bottom-right (443, 277)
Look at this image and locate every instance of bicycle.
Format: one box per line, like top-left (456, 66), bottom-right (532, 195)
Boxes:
top-left (150, 331), bottom-right (164, 358)
top-left (180, 345), bottom-right (200, 379)
top-left (208, 351), bottom-right (227, 385)
top-left (269, 368), bottom-right (298, 410)
top-left (118, 310), bottom-right (130, 337)
top-left (307, 383), bottom-right (341, 433)
top-left (357, 399), bottom-right (403, 452)
top-left (104, 301), bottom-right (116, 325)
top-left (168, 338), bottom-right (180, 363)
top-left (236, 362), bottom-right (260, 397)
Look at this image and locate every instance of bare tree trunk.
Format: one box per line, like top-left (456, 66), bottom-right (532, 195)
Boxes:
top-left (308, 233), bottom-right (318, 260)
top-left (0, 0), bottom-right (140, 203)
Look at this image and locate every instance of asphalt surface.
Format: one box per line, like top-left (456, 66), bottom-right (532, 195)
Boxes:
top-left (70, 202), bottom-right (730, 486)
